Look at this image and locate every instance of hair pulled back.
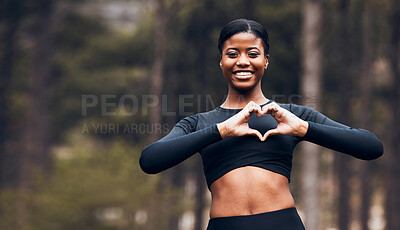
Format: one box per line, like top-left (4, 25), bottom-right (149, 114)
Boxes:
top-left (218, 18), bottom-right (270, 55)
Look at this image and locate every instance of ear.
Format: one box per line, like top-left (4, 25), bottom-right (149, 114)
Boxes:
top-left (219, 55), bottom-right (222, 68)
top-left (264, 54), bottom-right (270, 69)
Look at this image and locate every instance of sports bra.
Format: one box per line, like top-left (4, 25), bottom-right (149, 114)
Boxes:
top-left (139, 101), bottom-right (383, 189)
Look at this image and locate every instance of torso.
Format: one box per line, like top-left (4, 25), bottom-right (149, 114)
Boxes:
top-left (175, 102), bottom-right (311, 218)
top-left (196, 102), bottom-right (301, 192)
top-left (209, 166), bottom-right (295, 218)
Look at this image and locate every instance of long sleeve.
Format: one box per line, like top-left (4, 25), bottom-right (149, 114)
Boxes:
top-left (289, 104), bottom-right (384, 160)
top-left (139, 115), bottom-right (222, 174)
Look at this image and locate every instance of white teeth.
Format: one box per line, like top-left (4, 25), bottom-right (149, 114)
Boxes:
top-left (235, 72), bottom-right (253, 76)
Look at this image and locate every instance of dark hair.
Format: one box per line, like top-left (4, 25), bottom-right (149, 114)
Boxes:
top-left (218, 18), bottom-right (270, 55)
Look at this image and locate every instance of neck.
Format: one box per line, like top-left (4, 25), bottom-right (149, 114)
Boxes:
top-left (221, 85), bottom-right (269, 109)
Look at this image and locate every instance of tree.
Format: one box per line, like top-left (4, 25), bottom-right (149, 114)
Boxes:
top-left (148, 1), bottom-right (183, 229)
top-left (300, 0), bottom-right (323, 229)
top-left (335, 0), bottom-right (352, 229)
top-left (0, 0), bottom-right (24, 189)
top-left (385, 0), bottom-right (400, 229)
top-left (358, 0), bottom-right (375, 229)
top-left (18, 0), bottom-right (63, 228)
top-left (148, 0), bottom-right (166, 144)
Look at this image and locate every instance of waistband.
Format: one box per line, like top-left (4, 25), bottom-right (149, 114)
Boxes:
top-left (207, 207), bottom-right (305, 230)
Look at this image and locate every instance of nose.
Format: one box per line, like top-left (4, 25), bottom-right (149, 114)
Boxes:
top-left (236, 54), bottom-right (250, 66)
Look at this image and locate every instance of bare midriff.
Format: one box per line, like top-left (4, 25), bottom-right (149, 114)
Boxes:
top-left (209, 166), bottom-right (295, 218)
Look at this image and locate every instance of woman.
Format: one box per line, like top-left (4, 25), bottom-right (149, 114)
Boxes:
top-left (139, 19), bottom-right (383, 230)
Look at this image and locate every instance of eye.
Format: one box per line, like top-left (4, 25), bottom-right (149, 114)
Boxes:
top-left (248, 52), bottom-right (259, 58)
top-left (226, 52), bottom-right (238, 58)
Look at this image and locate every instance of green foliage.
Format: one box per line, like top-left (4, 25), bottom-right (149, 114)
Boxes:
top-left (0, 127), bottom-right (184, 230)
top-left (52, 10), bottom-right (154, 143)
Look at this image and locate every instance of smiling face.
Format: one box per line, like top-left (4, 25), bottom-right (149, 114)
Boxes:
top-left (220, 32), bottom-right (269, 93)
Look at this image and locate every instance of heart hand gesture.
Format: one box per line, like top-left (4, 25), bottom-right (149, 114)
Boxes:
top-left (217, 101), bottom-right (266, 141)
top-left (217, 101), bottom-right (309, 141)
top-left (261, 102), bottom-right (309, 140)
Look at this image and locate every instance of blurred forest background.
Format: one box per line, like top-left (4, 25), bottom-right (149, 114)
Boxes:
top-left (0, 0), bottom-right (399, 229)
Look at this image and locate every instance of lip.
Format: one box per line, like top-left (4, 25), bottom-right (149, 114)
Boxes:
top-left (233, 70), bottom-right (255, 74)
top-left (233, 70), bottom-right (255, 80)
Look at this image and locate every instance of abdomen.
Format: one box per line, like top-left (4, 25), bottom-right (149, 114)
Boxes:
top-left (209, 166), bottom-right (295, 218)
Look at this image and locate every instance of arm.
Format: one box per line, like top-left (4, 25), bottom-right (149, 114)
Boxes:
top-left (140, 101), bottom-right (269, 174)
top-left (259, 102), bottom-right (383, 160)
top-left (290, 104), bottom-right (384, 160)
top-left (139, 115), bottom-right (222, 174)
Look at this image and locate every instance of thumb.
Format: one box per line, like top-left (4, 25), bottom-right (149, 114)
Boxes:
top-left (247, 129), bottom-right (264, 141)
top-left (263, 129), bottom-right (279, 140)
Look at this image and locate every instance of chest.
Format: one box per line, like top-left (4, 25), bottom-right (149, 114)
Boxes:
top-left (198, 113), bottom-right (300, 157)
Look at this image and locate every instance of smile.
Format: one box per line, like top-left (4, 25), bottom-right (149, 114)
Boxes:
top-left (234, 71), bottom-right (254, 79)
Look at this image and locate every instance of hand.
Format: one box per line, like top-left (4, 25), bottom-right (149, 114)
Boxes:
top-left (261, 102), bottom-right (309, 140)
top-left (217, 101), bottom-right (309, 141)
top-left (217, 101), bottom-right (265, 141)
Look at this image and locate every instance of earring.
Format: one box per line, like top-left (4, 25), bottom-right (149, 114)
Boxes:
top-left (220, 63), bottom-right (222, 67)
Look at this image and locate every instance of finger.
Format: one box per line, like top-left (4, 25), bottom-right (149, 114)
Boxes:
top-left (253, 104), bottom-right (264, 117)
top-left (250, 102), bottom-right (263, 114)
top-left (244, 102), bottom-right (263, 117)
top-left (247, 129), bottom-right (264, 141)
top-left (262, 102), bottom-right (280, 111)
top-left (241, 107), bottom-right (253, 119)
top-left (263, 129), bottom-right (279, 140)
top-left (263, 104), bottom-right (284, 118)
top-left (249, 103), bottom-right (263, 115)
top-left (262, 102), bottom-right (274, 111)
top-left (263, 106), bottom-right (278, 115)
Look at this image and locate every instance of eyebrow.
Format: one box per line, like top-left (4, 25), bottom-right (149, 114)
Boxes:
top-left (226, 47), bottom-right (261, 51)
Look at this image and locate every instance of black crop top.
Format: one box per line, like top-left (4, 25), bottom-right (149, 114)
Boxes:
top-left (139, 101), bottom-right (383, 189)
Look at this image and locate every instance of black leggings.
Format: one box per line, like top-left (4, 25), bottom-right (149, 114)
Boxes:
top-left (206, 207), bottom-right (305, 230)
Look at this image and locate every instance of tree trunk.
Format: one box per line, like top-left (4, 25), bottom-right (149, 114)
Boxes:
top-left (0, 0), bottom-right (24, 189)
top-left (149, 0), bottom-right (166, 144)
top-left (300, 0), bottom-right (322, 229)
top-left (336, 0), bottom-right (351, 229)
top-left (385, 0), bottom-right (400, 229)
top-left (148, 1), bottom-right (180, 230)
top-left (20, 0), bottom-right (58, 191)
top-left (18, 0), bottom-right (61, 228)
top-left (358, 1), bottom-right (374, 229)
top-left (193, 2), bottom-right (214, 229)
